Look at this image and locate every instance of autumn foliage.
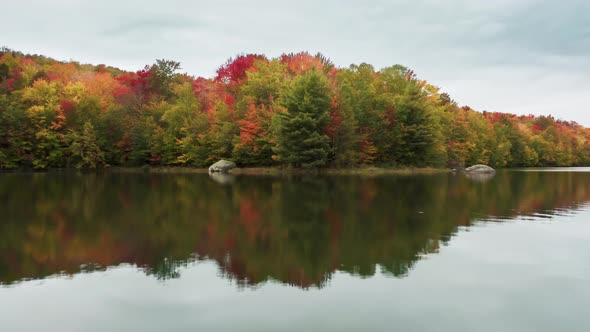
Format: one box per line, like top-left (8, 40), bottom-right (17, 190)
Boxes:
top-left (1, 47), bottom-right (590, 169)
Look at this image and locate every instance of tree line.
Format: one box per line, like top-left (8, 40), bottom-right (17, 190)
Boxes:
top-left (1, 48), bottom-right (589, 169)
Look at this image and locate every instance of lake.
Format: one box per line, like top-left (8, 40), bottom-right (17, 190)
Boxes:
top-left (1, 169), bottom-right (589, 331)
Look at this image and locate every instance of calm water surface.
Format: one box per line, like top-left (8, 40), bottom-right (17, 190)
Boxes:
top-left (0, 169), bottom-right (589, 331)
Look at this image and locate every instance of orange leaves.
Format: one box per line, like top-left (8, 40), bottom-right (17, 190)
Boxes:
top-left (49, 107), bottom-right (66, 130)
top-left (46, 63), bottom-right (78, 84)
top-left (236, 99), bottom-right (271, 151)
top-left (280, 52), bottom-right (324, 75)
top-left (238, 109), bottom-right (260, 146)
top-left (193, 77), bottom-right (229, 117)
top-left (82, 71), bottom-right (121, 110)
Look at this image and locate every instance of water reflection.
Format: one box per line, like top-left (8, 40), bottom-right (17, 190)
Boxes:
top-left (464, 172), bottom-right (496, 182)
top-left (1, 170), bottom-right (590, 288)
top-left (209, 172), bottom-right (236, 185)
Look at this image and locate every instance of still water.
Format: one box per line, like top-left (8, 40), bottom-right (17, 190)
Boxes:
top-left (0, 169), bottom-right (589, 331)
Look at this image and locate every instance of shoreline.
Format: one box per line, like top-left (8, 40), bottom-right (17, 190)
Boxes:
top-left (127, 166), bottom-right (452, 176)
top-left (0, 166), bottom-right (451, 176)
top-left (116, 166), bottom-right (451, 176)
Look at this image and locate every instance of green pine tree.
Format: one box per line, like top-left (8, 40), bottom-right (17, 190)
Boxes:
top-left (275, 69), bottom-right (331, 168)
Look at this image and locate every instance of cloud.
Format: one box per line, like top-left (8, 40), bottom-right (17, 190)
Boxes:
top-left (102, 17), bottom-right (202, 37)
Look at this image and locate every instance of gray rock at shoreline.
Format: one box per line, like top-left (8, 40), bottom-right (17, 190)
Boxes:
top-left (464, 164), bottom-right (496, 174)
top-left (208, 160), bottom-right (237, 173)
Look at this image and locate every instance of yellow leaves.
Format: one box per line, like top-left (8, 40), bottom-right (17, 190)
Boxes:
top-left (26, 105), bottom-right (59, 131)
top-left (19, 58), bottom-right (42, 86)
top-left (23, 79), bottom-right (61, 106)
top-left (424, 83), bottom-right (441, 96)
top-left (62, 81), bottom-right (87, 104)
top-left (22, 80), bottom-right (66, 131)
top-left (27, 104), bottom-right (46, 114)
top-left (0, 53), bottom-right (18, 70)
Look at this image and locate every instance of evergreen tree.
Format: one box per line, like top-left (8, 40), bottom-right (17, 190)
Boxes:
top-left (275, 69), bottom-right (331, 168)
top-left (390, 86), bottom-right (437, 166)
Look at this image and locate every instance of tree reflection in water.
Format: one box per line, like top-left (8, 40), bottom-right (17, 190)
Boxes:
top-left (1, 170), bottom-right (589, 288)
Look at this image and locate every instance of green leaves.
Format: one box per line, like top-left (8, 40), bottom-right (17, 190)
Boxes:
top-left (275, 69), bottom-right (331, 168)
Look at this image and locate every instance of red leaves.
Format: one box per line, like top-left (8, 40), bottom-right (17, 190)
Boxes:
top-left (193, 76), bottom-right (232, 116)
top-left (192, 77), bottom-right (210, 96)
top-left (116, 67), bottom-right (152, 92)
top-left (192, 76), bottom-right (213, 111)
top-left (215, 54), bottom-right (266, 85)
top-left (113, 66), bottom-right (155, 110)
top-left (2, 78), bottom-right (15, 91)
top-left (60, 99), bottom-right (75, 112)
top-left (328, 67), bottom-right (339, 81)
top-left (224, 93), bottom-right (235, 106)
top-left (20, 58), bottom-right (35, 66)
top-left (113, 84), bottom-right (131, 99)
top-left (325, 96), bottom-right (342, 139)
top-left (486, 112), bottom-right (512, 125)
top-left (116, 66), bottom-right (152, 95)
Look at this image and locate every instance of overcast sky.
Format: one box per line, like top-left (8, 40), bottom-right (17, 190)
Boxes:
top-left (2, 0), bottom-right (589, 125)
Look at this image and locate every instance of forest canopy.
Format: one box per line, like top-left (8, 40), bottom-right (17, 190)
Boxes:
top-left (1, 48), bottom-right (589, 169)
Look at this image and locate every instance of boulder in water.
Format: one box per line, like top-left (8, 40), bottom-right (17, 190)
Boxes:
top-left (464, 164), bottom-right (495, 174)
top-left (208, 160), bottom-right (237, 173)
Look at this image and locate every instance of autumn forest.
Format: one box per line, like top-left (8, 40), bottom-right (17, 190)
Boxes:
top-left (1, 48), bottom-right (589, 170)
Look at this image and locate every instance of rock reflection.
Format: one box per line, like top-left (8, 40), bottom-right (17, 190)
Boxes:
top-left (209, 172), bottom-right (236, 185)
top-left (1, 170), bottom-right (590, 288)
top-left (465, 172), bottom-right (496, 182)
